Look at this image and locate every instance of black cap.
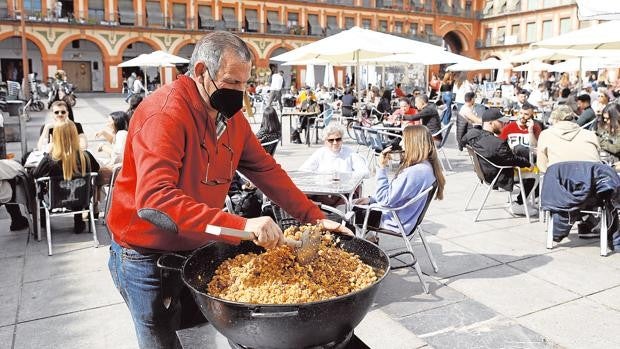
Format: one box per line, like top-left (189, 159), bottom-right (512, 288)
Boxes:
top-left (482, 108), bottom-right (510, 123)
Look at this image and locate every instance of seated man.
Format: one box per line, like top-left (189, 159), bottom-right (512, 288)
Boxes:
top-left (407, 95), bottom-right (441, 138)
top-left (499, 104), bottom-right (541, 158)
top-left (575, 93), bottom-right (596, 129)
top-left (462, 109), bottom-right (534, 216)
top-left (457, 92), bottom-right (482, 150)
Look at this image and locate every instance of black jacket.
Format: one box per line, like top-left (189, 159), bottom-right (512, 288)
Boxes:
top-left (404, 104), bottom-right (441, 136)
top-left (541, 161), bottom-right (620, 212)
top-left (462, 128), bottom-right (530, 191)
top-left (457, 104), bottom-right (486, 151)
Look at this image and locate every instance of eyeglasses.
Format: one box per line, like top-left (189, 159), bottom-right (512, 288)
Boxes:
top-left (54, 110), bottom-right (67, 115)
top-left (201, 143), bottom-right (234, 186)
top-left (326, 137), bottom-right (342, 143)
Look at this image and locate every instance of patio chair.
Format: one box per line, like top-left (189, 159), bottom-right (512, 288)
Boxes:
top-left (102, 164), bottom-right (122, 227)
top-left (35, 173), bottom-right (99, 256)
top-left (581, 118), bottom-right (596, 130)
top-left (351, 124), bottom-right (369, 153)
top-left (312, 106), bottom-right (334, 144)
top-left (353, 182), bottom-right (438, 294)
top-left (432, 122), bottom-right (454, 171)
top-left (260, 138), bottom-right (279, 156)
top-left (464, 146), bottom-right (533, 222)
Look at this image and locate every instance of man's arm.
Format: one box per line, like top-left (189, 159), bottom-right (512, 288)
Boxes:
top-left (575, 109), bottom-right (595, 126)
top-left (495, 141), bottom-right (531, 168)
top-left (403, 106), bottom-right (431, 121)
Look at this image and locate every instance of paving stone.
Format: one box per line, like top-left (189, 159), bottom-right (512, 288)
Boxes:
top-left (398, 299), bottom-right (498, 336)
top-left (445, 264), bottom-right (579, 318)
top-left (0, 256), bottom-right (23, 288)
top-left (587, 285), bottom-right (620, 312)
top-left (421, 213), bottom-right (498, 239)
top-left (509, 249), bottom-right (620, 296)
top-left (518, 298), bottom-right (620, 349)
top-left (373, 269), bottom-right (467, 318)
top-left (23, 242), bottom-right (110, 283)
top-left (0, 325), bottom-right (14, 349)
top-left (561, 243), bottom-right (620, 269)
top-left (421, 316), bottom-right (555, 349)
top-left (450, 229), bottom-right (553, 264)
top-left (18, 269), bottom-right (124, 322)
top-left (357, 309), bottom-right (427, 349)
top-left (412, 237), bottom-right (502, 279)
top-left (0, 286), bottom-right (19, 327)
top-left (0, 234), bottom-right (27, 258)
top-left (14, 303), bottom-right (138, 349)
top-left (26, 223), bottom-right (103, 257)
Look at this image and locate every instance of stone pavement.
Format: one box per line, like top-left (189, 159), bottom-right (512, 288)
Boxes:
top-left (1, 93), bottom-right (619, 349)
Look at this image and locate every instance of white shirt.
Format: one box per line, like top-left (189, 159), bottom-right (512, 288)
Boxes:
top-left (453, 80), bottom-right (473, 104)
top-left (110, 130), bottom-right (128, 165)
top-left (133, 79), bottom-right (145, 94)
top-left (299, 146), bottom-right (369, 178)
top-left (270, 73), bottom-right (283, 91)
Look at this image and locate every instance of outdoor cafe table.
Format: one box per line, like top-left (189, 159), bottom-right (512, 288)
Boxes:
top-left (281, 108), bottom-right (320, 147)
top-left (287, 171), bottom-right (364, 212)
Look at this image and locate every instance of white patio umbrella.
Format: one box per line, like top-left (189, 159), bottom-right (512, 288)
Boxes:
top-left (577, 0), bottom-right (620, 21)
top-left (510, 48), bottom-right (620, 62)
top-left (549, 58), bottom-right (620, 72)
top-left (447, 57), bottom-right (513, 72)
top-left (533, 20), bottom-right (620, 50)
top-left (118, 50), bottom-right (189, 95)
top-left (271, 26), bottom-right (446, 93)
top-left (512, 61), bottom-right (553, 72)
top-left (358, 50), bottom-right (478, 66)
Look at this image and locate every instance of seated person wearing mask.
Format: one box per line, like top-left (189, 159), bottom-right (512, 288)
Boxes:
top-left (462, 109), bottom-right (534, 216)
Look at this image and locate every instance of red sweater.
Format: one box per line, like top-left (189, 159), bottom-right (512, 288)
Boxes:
top-left (108, 76), bottom-right (324, 252)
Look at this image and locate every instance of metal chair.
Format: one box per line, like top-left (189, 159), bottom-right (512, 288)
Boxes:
top-left (260, 138), bottom-right (279, 156)
top-left (353, 182), bottom-right (438, 294)
top-left (432, 122), bottom-right (454, 171)
top-left (351, 124), bottom-right (369, 152)
top-left (581, 118), bottom-right (596, 130)
top-left (464, 146), bottom-right (532, 222)
top-left (35, 173), bottom-right (99, 256)
top-left (102, 164), bottom-right (122, 226)
top-left (312, 107), bottom-right (334, 143)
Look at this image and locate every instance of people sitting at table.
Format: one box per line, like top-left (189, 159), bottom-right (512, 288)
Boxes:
top-left (575, 94), bottom-right (596, 129)
top-left (554, 87), bottom-right (572, 109)
top-left (527, 83), bottom-right (548, 110)
top-left (374, 89), bottom-right (392, 118)
top-left (37, 100), bottom-right (87, 152)
top-left (595, 104), bottom-right (620, 164)
top-left (462, 109), bottom-right (534, 216)
top-left (536, 105), bottom-right (600, 173)
top-left (457, 92), bottom-right (482, 151)
top-left (593, 93), bottom-right (609, 117)
top-left (353, 125), bottom-right (445, 242)
top-left (33, 120), bottom-right (100, 234)
top-left (256, 106), bottom-right (282, 145)
top-left (507, 88), bottom-right (531, 112)
top-left (339, 87), bottom-right (357, 118)
top-left (408, 95), bottom-right (441, 139)
top-left (0, 159), bottom-right (29, 231)
top-left (299, 124), bottom-right (369, 178)
top-left (384, 97), bottom-right (415, 127)
top-left (499, 104), bottom-right (541, 154)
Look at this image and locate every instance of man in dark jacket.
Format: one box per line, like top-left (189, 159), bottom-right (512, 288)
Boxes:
top-left (462, 108), bottom-right (534, 215)
top-left (407, 94), bottom-right (441, 137)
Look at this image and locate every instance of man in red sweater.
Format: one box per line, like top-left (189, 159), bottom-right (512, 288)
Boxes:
top-left (499, 104), bottom-right (541, 149)
top-left (107, 31), bottom-right (351, 348)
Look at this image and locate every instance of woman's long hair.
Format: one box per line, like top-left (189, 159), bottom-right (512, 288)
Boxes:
top-left (259, 106), bottom-right (281, 136)
top-left (397, 125), bottom-right (445, 200)
top-left (50, 120), bottom-right (88, 180)
top-left (442, 72), bottom-right (453, 85)
top-left (599, 103), bottom-right (620, 135)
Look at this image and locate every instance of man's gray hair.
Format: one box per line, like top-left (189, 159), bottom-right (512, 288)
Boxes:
top-left (189, 31), bottom-right (253, 78)
top-left (323, 124), bottom-right (344, 141)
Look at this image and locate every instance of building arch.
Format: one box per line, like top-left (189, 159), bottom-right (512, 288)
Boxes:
top-left (117, 37), bottom-right (163, 57)
top-left (0, 32), bottom-right (48, 57)
top-left (55, 33), bottom-right (110, 61)
top-left (442, 30), bottom-right (469, 54)
top-left (171, 38), bottom-right (197, 56)
top-left (264, 43), bottom-right (296, 61)
top-left (58, 38), bottom-right (107, 92)
top-left (0, 35), bottom-right (46, 83)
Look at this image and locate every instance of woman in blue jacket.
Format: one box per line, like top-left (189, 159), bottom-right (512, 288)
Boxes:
top-left (354, 125), bottom-right (445, 238)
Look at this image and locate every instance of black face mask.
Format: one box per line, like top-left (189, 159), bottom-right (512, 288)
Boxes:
top-left (204, 69), bottom-right (244, 139)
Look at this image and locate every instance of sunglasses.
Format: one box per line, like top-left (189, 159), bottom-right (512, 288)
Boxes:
top-left (326, 137), bottom-right (342, 143)
top-left (54, 110), bottom-right (67, 115)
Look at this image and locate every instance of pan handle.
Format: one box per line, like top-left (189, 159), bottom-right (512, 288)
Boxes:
top-left (157, 253), bottom-right (187, 272)
top-left (250, 307), bottom-right (299, 318)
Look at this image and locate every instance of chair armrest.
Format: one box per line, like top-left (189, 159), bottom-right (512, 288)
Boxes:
top-left (35, 176), bottom-right (50, 184)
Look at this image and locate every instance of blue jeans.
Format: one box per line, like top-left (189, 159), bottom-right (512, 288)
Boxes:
top-left (441, 92), bottom-right (453, 124)
top-left (108, 241), bottom-right (183, 348)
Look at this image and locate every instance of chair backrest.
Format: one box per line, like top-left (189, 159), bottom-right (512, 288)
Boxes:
top-left (436, 122), bottom-right (454, 149)
top-left (363, 128), bottom-right (384, 152)
top-left (410, 181), bottom-right (438, 234)
top-left (261, 138), bottom-right (279, 156)
top-left (47, 173), bottom-right (96, 210)
top-left (581, 118), bottom-right (596, 130)
top-left (104, 164), bottom-right (123, 220)
top-left (466, 145), bottom-right (487, 184)
top-left (342, 105), bottom-right (354, 117)
top-left (351, 124), bottom-right (368, 147)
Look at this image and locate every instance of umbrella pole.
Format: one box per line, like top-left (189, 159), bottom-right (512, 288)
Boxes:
top-left (143, 69), bottom-right (149, 96)
top-left (578, 57), bottom-right (583, 90)
top-left (356, 50), bottom-right (362, 118)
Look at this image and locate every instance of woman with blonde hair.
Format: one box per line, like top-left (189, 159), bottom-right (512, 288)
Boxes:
top-left (354, 125), bottom-right (445, 239)
top-left (33, 119), bottom-right (100, 234)
top-left (440, 72), bottom-right (455, 124)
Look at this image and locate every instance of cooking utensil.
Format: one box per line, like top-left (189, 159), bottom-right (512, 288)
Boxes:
top-left (157, 237), bottom-right (390, 349)
top-left (205, 225), bottom-right (321, 265)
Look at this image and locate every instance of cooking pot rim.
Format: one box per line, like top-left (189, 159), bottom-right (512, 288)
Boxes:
top-left (180, 238), bottom-right (391, 307)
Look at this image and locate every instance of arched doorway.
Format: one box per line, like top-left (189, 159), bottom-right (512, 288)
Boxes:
top-left (442, 31), bottom-right (464, 54)
top-left (120, 41), bottom-right (161, 90)
top-left (268, 47), bottom-right (292, 89)
top-left (0, 37), bottom-right (43, 84)
top-left (61, 39), bottom-right (105, 92)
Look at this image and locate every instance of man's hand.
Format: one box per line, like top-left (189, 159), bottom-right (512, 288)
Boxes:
top-left (244, 216), bottom-right (283, 249)
top-left (319, 218), bottom-right (354, 236)
top-left (353, 197), bottom-right (370, 205)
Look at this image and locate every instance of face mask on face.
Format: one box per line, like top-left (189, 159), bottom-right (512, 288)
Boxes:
top-left (204, 69), bottom-right (244, 119)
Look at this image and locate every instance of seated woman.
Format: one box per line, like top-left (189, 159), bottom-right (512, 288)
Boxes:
top-left (33, 120), bottom-right (100, 234)
top-left (354, 125), bottom-right (445, 240)
top-left (37, 100), bottom-right (87, 151)
top-left (256, 106), bottom-right (282, 146)
top-left (596, 104), bottom-right (620, 163)
top-left (339, 87), bottom-right (357, 118)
